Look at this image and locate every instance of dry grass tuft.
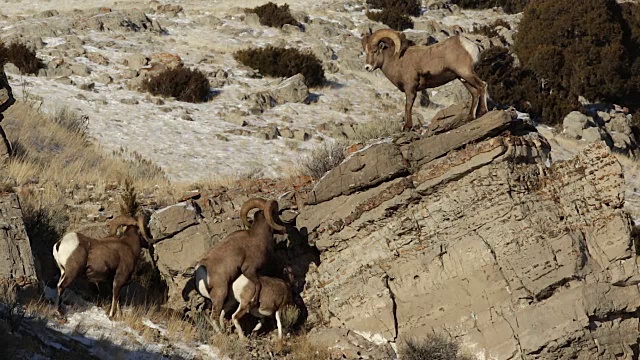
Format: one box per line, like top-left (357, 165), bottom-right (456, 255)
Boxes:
top-left (351, 118), bottom-right (401, 143)
top-left (400, 333), bottom-right (476, 360)
top-left (285, 335), bottom-right (333, 360)
top-left (298, 140), bottom-right (347, 180)
top-left (118, 178), bottom-right (139, 216)
top-left (280, 304), bottom-right (300, 332)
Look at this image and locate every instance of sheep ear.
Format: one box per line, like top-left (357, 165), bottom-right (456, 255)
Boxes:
top-left (379, 42), bottom-right (388, 50)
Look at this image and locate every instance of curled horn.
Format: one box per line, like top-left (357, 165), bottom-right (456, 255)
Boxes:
top-left (240, 197), bottom-right (286, 232)
top-left (369, 29), bottom-right (404, 56)
top-left (264, 199), bottom-right (286, 233)
top-left (108, 214), bottom-right (151, 242)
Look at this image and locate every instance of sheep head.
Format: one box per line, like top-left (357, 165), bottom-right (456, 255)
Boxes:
top-left (361, 28), bottom-right (405, 72)
top-left (108, 214), bottom-right (152, 247)
top-left (240, 197), bottom-right (286, 233)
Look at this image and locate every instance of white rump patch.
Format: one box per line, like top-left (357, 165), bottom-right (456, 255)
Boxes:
top-left (232, 275), bottom-right (251, 303)
top-left (195, 265), bottom-right (211, 300)
top-left (54, 233), bottom-right (79, 268)
top-left (460, 36), bottom-right (481, 64)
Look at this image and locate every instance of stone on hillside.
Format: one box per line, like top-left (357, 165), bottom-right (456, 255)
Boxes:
top-left (427, 103), bottom-right (471, 135)
top-left (293, 129), bottom-right (311, 141)
top-left (402, 110), bottom-right (513, 168)
top-left (581, 126), bottom-right (604, 143)
top-left (70, 63), bottom-right (91, 76)
top-left (243, 13), bottom-right (261, 27)
top-left (308, 142), bottom-right (409, 205)
top-left (0, 193), bottom-right (39, 287)
top-left (126, 53), bottom-right (148, 69)
top-left (148, 200), bottom-right (201, 243)
top-left (562, 111), bottom-right (591, 139)
top-left (606, 115), bottom-right (633, 135)
top-left (86, 52), bottom-right (110, 66)
top-left (272, 74), bottom-right (309, 104)
top-left (150, 53), bottom-right (182, 69)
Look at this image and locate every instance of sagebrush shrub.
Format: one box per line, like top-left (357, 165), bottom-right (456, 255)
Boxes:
top-left (475, 46), bottom-right (578, 125)
top-left (234, 46), bottom-right (325, 87)
top-left (142, 66), bottom-right (210, 103)
top-left (516, 0), bottom-right (629, 103)
top-left (366, 0), bottom-right (421, 16)
top-left (246, 2), bottom-right (298, 28)
top-left (299, 140), bottom-right (346, 179)
top-left (401, 334), bottom-right (475, 360)
top-left (471, 18), bottom-right (511, 38)
top-left (451, 0), bottom-right (528, 14)
top-left (6, 42), bottom-right (44, 75)
top-left (366, 8), bottom-right (414, 31)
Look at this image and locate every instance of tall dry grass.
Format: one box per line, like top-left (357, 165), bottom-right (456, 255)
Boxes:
top-left (1, 102), bottom-right (170, 217)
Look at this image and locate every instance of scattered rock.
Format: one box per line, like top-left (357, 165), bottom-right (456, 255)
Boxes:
top-left (125, 53), bottom-right (148, 69)
top-left (562, 111), bottom-right (591, 139)
top-left (120, 98), bottom-right (139, 105)
top-left (86, 52), bottom-right (110, 66)
top-left (70, 63), bottom-right (91, 76)
top-left (148, 201), bottom-right (202, 243)
top-left (272, 74), bottom-right (310, 104)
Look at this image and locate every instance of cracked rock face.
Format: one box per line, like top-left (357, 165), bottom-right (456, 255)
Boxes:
top-left (0, 193), bottom-right (39, 287)
top-left (299, 118), bottom-right (639, 359)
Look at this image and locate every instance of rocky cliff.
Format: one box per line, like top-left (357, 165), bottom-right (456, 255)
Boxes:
top-left (140, 109), bottom-right (640, 359)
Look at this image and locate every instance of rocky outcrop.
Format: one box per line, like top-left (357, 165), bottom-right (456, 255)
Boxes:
top-left (0, 193), bottom-right (38, 288)
top-left (142, 107), bottom-right (639, 358)
top-left (297, 110), bottom-right (639, 359)
top-left (563, 106), bottom-right (640, 158)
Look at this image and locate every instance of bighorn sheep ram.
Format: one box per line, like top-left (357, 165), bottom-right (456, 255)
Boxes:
top-left (361, 28), bottom-right (488, 131)
top-left (213, 267), bottom-right (295, 340)
top-left (52, 215), bottom-right (151, 318)
top-left (193, 197), bottom-right (286, 333)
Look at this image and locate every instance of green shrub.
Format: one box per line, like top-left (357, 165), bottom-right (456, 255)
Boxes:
top-left (142, 66), bottom-right (210, 103)
top-left (471, 18), bottom-right (511, 38)
top-left (476, 0), bottom-right (640, 125)
top-left (366, 0), bottom-right (421, 16)
top-left (451, 0), bottom-right (528, 14)
top-left (401, 334), bottom-right (475, 360)
top-left (475, 46), bottom-right (578, 125)
top-left (366, 8), bottom-right (414, 31)
top-left (6, 42), bottom-right (44, 75)
top-left (246, 2), bottom-right (298, 28)
top-left (234, 46), bottom-right (325, 87)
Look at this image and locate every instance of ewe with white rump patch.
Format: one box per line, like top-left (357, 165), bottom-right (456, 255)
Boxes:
top-left (52, 215), bottom-right (151, 318)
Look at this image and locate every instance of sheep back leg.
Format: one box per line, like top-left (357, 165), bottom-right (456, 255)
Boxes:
top-left (210, 285), bottom-right (228, 333)
top-left (275, 309), bottom-right (284, 340)
top-left (241, 265), bottom-right (262, 307)
top-left (403, 89), bottom-right (417, 131)
top-left (52, 234), bottom-right (84, 314)
top-left (461, 80), bottom-right (479, 120)
top-left (109, 269), bottom-right (130, 319)
top-left (231, 301), bottom-right (251, 340)
top-left (460, 73), bottom-right (487, 118)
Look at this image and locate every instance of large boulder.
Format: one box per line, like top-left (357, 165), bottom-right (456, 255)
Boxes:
top-left (0, 193), bottom-right (39, 288)
top-left (300, 131), bottom-right (639, 359)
